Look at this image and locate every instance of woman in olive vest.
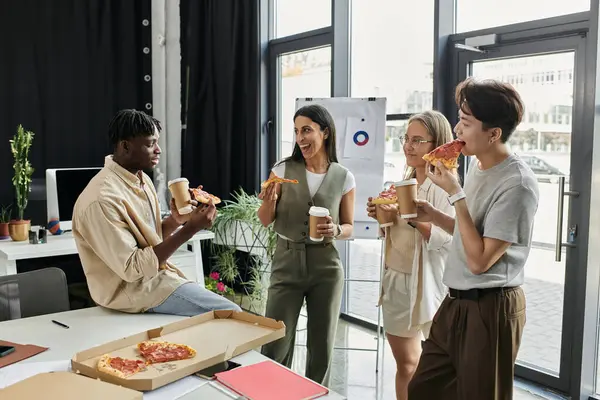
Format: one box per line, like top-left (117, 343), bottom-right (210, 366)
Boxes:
top-left (257, 104), bottom-right (356, 386)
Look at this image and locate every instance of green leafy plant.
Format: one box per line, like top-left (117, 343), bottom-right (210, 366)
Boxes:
top-left (209, 188), bottom-right (277, 314)
top-left (10, 125), bottom-right (35, 221)
top-left (211, 189), bottom-right (277, 260)
top-left (0, 205), bottom-right (11, 223)
top-left (213, 247), bottom-right (238, 284)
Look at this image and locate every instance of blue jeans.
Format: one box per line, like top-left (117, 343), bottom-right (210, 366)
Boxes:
top-left (147, 282), bottom-right (241, 316)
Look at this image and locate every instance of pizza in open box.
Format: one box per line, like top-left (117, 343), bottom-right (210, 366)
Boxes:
top-left (137, 340), bottom-right (197, 364)
top-left (97, 354), bottom-right (146, 378)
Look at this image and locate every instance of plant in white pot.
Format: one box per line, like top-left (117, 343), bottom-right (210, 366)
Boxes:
top-left (9, 125), bottom-right (35, 241)
top-left (0, 204), bottom-right (11, 240)
top-left (210, 189), bottom-right (277, 315)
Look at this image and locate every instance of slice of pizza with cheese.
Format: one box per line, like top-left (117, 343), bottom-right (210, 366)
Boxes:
top-left (422, 139), bottom-right (465, 169)
top-left (97, 354), bottom-right (146, 378)
top-left (261, 174), bottom-right (299, 189)
top-left (137, 340), bottom-right (197, 364)
top-left (191, 186), bottom-right (222, 205)
top-left (371, 185), bottom-right (398, 205)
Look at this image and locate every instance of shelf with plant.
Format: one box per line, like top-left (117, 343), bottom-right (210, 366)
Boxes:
top-left (208, 189), bottom-right (277, 315)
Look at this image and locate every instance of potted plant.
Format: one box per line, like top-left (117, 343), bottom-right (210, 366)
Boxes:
top-left (9, 124), bottom-right (35, 241)
top-left (0, 205), bottom-right (11, 240)
top-left (204, 271), bottom-right (234, 297)
top-left (209, 189), bottom-right (277, 315)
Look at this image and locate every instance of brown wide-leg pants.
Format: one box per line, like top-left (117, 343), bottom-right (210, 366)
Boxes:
top-left (408, 286), bottom-right (526, 400)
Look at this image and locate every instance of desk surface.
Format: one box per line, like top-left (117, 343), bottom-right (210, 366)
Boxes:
top-left (0, 307), bottom-right (345, 399)
top-left (0, 230), bottom-right (214, 261)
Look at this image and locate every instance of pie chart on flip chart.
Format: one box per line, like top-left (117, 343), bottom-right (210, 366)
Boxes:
top-left (353, 130), bottom-right (369, 146)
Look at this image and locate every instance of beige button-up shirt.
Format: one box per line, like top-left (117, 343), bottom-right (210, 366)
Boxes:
top-left (72, 156), bottom-right (188, 313)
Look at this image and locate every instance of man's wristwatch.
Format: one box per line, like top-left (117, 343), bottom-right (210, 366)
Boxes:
top-left (448, 190), bottom-right (466, 206)
top-left (334, 224), bottom-right (343, 238)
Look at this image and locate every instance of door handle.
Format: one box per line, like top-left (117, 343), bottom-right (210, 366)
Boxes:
top-left (556, 176), bottom-right (579, 262)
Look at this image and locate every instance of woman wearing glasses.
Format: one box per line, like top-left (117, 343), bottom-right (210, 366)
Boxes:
top-left (366, 110), bottom-right (455, 400)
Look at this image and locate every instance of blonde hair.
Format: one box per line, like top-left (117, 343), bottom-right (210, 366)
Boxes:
top-left (404, 110), bottom-right (454, 179)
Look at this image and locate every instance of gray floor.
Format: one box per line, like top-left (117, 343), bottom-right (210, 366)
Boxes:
top-left (289, 315), bottom-right (567, 400)
top-left (345, 240), bottom-right (564, 375)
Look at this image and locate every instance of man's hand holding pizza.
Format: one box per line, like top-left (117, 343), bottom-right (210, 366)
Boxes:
top-left (425, 161), bottom-right (462, 196)
top-left (186, 200), bottom-right (217, 231)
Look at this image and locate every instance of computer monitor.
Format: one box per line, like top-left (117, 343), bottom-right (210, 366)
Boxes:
top-left (46, 168), bottom-right (101, 231)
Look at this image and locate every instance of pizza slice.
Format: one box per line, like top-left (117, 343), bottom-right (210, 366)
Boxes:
top-left (137, 340), bottom-right (197, 364)
top-left (191, 186), bottom-right (222, 205)
top-left (97, 354), bottom-right (146, 379)
top-left (371, 185), bottom-right (398, 205)
top-left (261, 175), bottom-right (299, 189)
top-left (422, 139), bottom-right (465, 169)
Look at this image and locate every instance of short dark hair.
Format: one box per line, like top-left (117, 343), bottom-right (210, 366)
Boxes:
top-left (455, 78), bottom-right (524, 142)
top-left (108, 109), bottom-right (162, 147)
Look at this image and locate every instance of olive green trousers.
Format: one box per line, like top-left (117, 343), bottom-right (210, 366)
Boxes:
top-left (261, 238), bottom-right (344, 387)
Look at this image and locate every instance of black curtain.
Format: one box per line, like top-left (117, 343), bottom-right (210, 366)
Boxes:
top-left (181, 0), bottom-right (260, 200)
top-left (0, 0), bottom-right (152, 224)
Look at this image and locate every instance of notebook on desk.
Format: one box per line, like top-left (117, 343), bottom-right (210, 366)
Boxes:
top-left (215, 360), bottom-right (329, 400)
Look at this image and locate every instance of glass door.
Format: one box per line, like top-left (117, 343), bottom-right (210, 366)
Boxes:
top-left (456, 36), bottom-right (586, 393)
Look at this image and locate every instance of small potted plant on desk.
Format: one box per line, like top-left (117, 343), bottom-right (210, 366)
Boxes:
top-left (9, 125), bottom-right (35, 242)
top-left (0, 205), bottom-right (11, 240)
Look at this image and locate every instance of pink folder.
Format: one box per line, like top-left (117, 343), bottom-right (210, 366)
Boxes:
top-left (215, 360), bottom-right (329, 400)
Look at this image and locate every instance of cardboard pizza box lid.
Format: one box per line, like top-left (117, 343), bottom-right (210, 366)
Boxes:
top-left (0, 371), bottom-right (142, 399)
top-left (71, 310), bottom-right (285, 392)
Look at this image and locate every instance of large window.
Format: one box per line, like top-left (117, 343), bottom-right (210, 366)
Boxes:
top-left (346, 0), bottom-right (434, 322)
top-left (278, 47), bottom-right (332, 158)
top-left (456, 0), bottom-right (589, 33)
top-left (346, 121), bottom-right (408, 322)
top-left (351, 0), bottom-right (434, 115)
top-left (274, 0), bottom-right (332, 38)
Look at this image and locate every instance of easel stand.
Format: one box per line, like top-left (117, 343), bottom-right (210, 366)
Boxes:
top-left (334, 233), bottom-right (386, 371)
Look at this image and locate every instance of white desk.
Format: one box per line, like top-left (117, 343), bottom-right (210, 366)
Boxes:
top-left (0, 231), bottom-right (214, 287)
top-left (0, 307), bottom-right (345, 399)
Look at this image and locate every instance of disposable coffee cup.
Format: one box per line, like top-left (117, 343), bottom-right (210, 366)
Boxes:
top-left (168, 178), bottom-right (193, 215)
top-left (376, 205), bottom-right (396, 228)
top-left (395, 178), bottom-right (418, 219)
top-left (309, 206), bottom-right (330, 242)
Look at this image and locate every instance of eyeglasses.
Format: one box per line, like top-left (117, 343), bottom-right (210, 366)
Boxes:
top-left (399, 135), bottom-right (434, 147)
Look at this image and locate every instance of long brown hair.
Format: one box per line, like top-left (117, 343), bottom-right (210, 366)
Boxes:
top-left (404, 110), bottom-right (453, 179)
top-left (276, 104), bottom-right (338, 166)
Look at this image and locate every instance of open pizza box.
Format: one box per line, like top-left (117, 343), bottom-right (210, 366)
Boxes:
top-left (71, 310), bottom-right (285, 391)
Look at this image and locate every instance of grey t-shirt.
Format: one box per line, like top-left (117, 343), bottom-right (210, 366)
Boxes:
top-left (443, 154), bottom-right (539, 290)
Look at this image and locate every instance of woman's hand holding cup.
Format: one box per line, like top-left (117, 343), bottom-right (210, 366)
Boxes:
top-left (316, 215), bottom-right (337, 238)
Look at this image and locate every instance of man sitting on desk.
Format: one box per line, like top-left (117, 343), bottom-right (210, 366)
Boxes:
top-left (72, 109), bottom-right (240, 315)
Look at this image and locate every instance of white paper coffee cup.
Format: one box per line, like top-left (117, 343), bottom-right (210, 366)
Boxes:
top-left (309, 206), bottom-right (330, 242)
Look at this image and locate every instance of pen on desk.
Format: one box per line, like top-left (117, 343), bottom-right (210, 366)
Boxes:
top-left (51, 319), bottom-right (69, 329)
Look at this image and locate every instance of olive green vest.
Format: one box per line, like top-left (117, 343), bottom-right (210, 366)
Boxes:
top-left (274, 160), bottom-right (348, 243)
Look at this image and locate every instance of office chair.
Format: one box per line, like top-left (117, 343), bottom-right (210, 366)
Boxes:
top-left (0, 267), bottom-right (71, 321)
